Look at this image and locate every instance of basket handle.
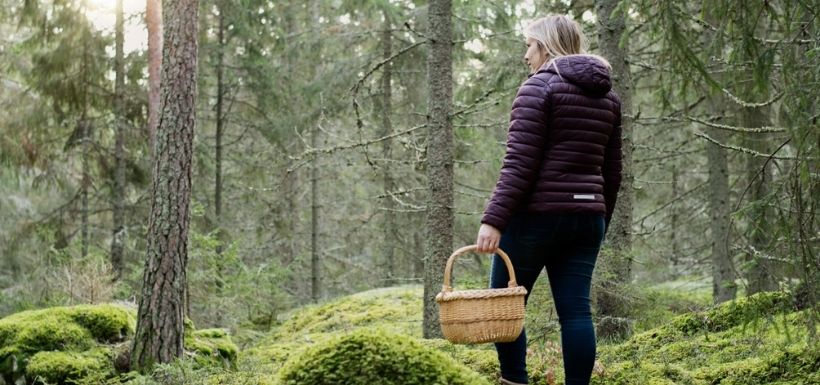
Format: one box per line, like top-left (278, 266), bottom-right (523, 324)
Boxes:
top-left (441, 245), bottom-right (518, 292)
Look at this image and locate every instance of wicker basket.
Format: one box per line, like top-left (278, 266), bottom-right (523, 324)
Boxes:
top-left (435, 245), bottom-right (527, 344)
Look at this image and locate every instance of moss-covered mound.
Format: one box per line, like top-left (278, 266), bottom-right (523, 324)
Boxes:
top-left (0, 303), bottom-right (134, 384)
top-left (246, 285), bottom-right (425, 372)
top-left (0, 304), bottom-right (239, 384)
top-left (185, 327), bottom-right (239, 370)
top-left (266, 285), bottom-right (423, 342)
top-left (592, 291), bottom-right (819, 385)
top-left (277, 328), bottom-right (492, 385)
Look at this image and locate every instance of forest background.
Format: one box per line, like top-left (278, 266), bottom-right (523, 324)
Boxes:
top-left (0, 0), bottom-right (816, 371)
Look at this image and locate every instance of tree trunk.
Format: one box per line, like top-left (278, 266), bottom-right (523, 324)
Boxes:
top-left (669, 165), bottom-right (680, 277)
top-left (147, 0), bottom-right (162, 155)
top-left (131, 0), bottom-right (198, 371)
top-left (381, 9), bottom-right (397, 287)
top-left (594, 0), bottom-right (634, 338)
top-left (214, 5), bottom-right (224, 256)
top-left (212, 0), bottom-right (226, 323)
top-left (81, 121), bottom-right (90, 259)
top-left (310, 115), bottom-right (320, 303)
top-left (741, 101), bottom-right (777, 294)
top-left (422, 0), bottom-right (453, 339)
top-left (706, 112), bottom-right (736, 304)
top-left (111, 0), bottom-right (126, 280)
top-left (79, 0), bottom-right (91, 259)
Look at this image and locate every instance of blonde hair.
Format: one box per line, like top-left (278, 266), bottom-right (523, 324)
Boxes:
top-left (524, 15), bottom-right (611, 75)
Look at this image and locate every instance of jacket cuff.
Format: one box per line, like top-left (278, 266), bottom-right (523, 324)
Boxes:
top-left (480, 213), bottom-right (507, 234)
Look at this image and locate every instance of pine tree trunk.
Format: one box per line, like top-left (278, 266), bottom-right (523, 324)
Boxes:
top-left (310, 115), bottom-right (320, 303)
top-left (147, 0), bottom-right (162, 156)
top-left (742, 102), bottom-right (777, 294)
top-left (81, 121), bottom-right (90, 259)
top-left (79, 0), bottom-right (91, 259)
top-left (309, 2), bottom-right (322, 304)
top-left (381, 10), bottom-right (397, 287)
top-left (422, 0), bottom-right (453, 339)
top-left (669, 165), bottom-right (680, 277)
top-left (212, 1), bottom-right (226, 323)
top-left (111, 0), bottom-right (126, 280)
top-left (594, 0), bottom-right (634, 338)
top-left (131, 0), bottom-right (198, 371)
top-left (215, 6), bottom-right (224, 256)
top-left (706, 113), bottom-right (736, 304)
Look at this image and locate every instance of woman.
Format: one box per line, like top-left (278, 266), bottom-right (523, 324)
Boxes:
top-left (475, 15), bottom-right (623, 385)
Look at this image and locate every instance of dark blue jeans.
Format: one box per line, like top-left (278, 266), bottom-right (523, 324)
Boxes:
top-left (489, 213), bottom-right (605, 385)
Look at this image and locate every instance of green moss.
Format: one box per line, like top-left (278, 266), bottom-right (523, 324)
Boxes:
top-left (242, 342), bottom-right (303, 371)
top-left (205, 370), bottom-right (279, 385)
top-left (590, 361), bottom-right (683, 385)
top-left (185, 328), bottom-right (239, 370)
top-left (593, 291), bottom-right (816, 385)
top-left (247, 286), bottom-right (424, 375)
top-left (692, 342), bottom-right (819, 385)
top-left (603, 291), bottom-right (797, 361)
top-left (0, 303), bottom-right (135, 383)
top-left (277, 328), bottom-right (491, 385)
top-left (262, 285), bottom-right (423, 345)
top-left (68, 304), bottom-right (136, 342)
top-left (25, 348), bottom-right (112, 385)
top-left (418, 338), bottom-right (498, 380)
top-left (630, 281), bottom-right (712, 332)
top-left (670, 290), bottom-right (793, 335)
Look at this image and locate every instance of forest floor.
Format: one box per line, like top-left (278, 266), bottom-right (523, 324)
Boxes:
top-left (0, 280), bottom-right (817, 384)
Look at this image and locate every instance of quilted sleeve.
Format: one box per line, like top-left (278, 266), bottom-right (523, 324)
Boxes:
top-left (480, 76), bottom-right (550, 233)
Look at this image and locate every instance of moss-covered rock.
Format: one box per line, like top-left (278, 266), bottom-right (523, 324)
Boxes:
top-left (0, 303), bottom-right (134, 384)
top-left (0, 303), bottom-right (240, 383)
top-left (185, 328), bottom-right (239, 370)
top-left (25, 349), bottom-right (112, 385)
top-left (277, 328), bottom-right (491, 385)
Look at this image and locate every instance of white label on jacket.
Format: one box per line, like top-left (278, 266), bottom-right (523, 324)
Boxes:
top-left (573, 194), bottom-right (596, 200)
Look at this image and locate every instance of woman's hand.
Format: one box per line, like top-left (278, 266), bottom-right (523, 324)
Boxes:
top-left (476, 223), bottom-right (501, 253)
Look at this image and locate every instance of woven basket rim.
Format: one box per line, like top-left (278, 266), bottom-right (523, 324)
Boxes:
top-left (436, 286), bottom-right (527, 302)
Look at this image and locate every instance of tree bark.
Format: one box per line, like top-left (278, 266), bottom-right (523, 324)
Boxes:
top-left (669, 165), bottom-right (680, 277)
top-left (131, 0), bottom-right (198, 371)
top-left (741, 101), bottom-right (777, 294)
top-left (422, 0), bottom-right (453, 339)
top-left (706, 105), bottom-right (736, 303)
top-left (381, 9), bottom-right (397, 287)
top-left (309, 2), bottom-right (322, 304)
top-left (215, 4), bottom-right (224, 256)
top-left (594, 0), bottom-right (634, 337)
top-left (147, 0), bottom-right (162, 155)
top-left (111, 0), bottom-right (126, 280)
top-left (79, 0), bottom-right (91, 259)
top-left (211, 0), bottom-right (227, 323)
top-left (310, 115), bottom-right (320, 303)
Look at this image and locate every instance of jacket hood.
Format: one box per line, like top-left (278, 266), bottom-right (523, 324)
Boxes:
top-left (539, 55), bottom-right (612, 96)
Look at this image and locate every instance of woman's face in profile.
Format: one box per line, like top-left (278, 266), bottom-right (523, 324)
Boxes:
top-left (524, 37), bottom-right (548, 74)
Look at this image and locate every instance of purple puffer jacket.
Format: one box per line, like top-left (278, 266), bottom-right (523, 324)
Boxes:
top-left (481, 54), bottom-right (623, 233)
